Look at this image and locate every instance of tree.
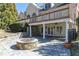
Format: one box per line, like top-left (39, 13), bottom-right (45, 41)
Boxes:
top-left (0, 3), bottom-right (18, 29)
top-left (76, 17), bottom-right (79, 26)
top-left (76, 17), bottom-right (79, 32)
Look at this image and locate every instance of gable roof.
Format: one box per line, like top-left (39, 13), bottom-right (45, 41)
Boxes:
top-left (32, 3), bottom-right (42, 9)
top-left (53, 3), bottom-right (69, 8)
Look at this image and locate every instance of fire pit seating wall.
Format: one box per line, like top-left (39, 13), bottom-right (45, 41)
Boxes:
top-left (16, 38), bottom-right (38, 50)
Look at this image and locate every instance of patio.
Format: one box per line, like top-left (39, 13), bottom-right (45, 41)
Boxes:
top-left (0, 33), bottom-right (71, 56)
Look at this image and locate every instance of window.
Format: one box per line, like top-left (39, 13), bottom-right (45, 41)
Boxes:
top-left (54, 12), bottom-right (57, 18)
top-left (60, 26), bottom-right (62, 34)
top-left (45, 26), bottom-right (48, 34)
top-left (54, 26), bottom-right (55, 29)
top-left (57, 26), bottom-right (60, 32)
top-left (54, 11), bottom-right (63, 18)
top-left (50, 27), bottom-right (53, 35)
top-left (32, 13), bottom-right (36, 17)
top-left (54, 9), bottom-right (69, 19)
top-left (62, 9), bottom-right (68, 17)
top-left (50, 13), bottom-right (54, 19)
top-left (48, 27), bottom-right (50, 34)
top-left (45, 3), bottom-right (51, 10)
top-left (56, 12), bottom-right (59, 18)
top-left (57, 11), bottom-right (62, 18)
top-left (27, 15), bottom-right (30, 18)
top-left (37, 16), bottom-right (42, 21)
top-left (56, 26), bottom-right (62, 34)
top-left (41, 27), bottom-right (43, 34)
top-left (43, 14), bottom-right (49, 20)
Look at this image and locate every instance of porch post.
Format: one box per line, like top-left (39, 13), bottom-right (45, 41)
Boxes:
top-left (27, 27), bottom-right (29, 35)
top-left (43, 24), bottom-right (45, 39)
top-left (65, 19), bottom-right (69, 43)
top-left (29, 25), bottom-right (32, 37)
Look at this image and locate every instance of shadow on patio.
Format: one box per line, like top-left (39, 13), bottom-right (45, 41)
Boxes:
top-left (33, 43), bottom-right (71, 56)
top-left (10, 44), bottom-right (21, 50)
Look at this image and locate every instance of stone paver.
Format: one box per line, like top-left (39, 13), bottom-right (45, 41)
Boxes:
top-left (33, 40), bottom-right (71, 56)
top-left (0, 34), bottom-right (71, 56)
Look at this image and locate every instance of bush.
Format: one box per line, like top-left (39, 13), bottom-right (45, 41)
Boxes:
top-left (76, 17), bottom-right (79, 26)
top-left (22, 23), bottom-right (28, 32)
top-left (9, 23), bottom-right (23, 32)
top-left (76, 17), bottom-right (79, 41)
top-left (76, 32), bottom-right (79, 41)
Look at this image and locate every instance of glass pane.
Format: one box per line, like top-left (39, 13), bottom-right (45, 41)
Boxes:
top-left (48, 27), bottom-right (50, 34)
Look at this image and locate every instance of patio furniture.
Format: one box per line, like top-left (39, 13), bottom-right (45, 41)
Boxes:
top-left (16, 38), bottom-right (38, 50)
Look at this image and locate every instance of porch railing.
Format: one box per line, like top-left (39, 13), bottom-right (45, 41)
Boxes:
top-left (29, 9), bottom-right (69, 23)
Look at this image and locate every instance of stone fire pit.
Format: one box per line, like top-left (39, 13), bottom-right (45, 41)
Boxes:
top-left (16, 38), bottom-right (38, 50)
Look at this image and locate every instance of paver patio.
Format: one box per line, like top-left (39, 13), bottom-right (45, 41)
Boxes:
top-left (0, 33), bottom-right (71, 56)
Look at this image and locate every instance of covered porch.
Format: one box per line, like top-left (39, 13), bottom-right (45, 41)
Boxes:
top-left (29, 18), bottom-right (75, 43)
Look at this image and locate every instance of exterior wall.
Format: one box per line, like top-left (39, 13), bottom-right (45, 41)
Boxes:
top-left (46, 23), bottom-right (66, 36)
top-left (26, 3), bottom-right (77, 38)
top-left (29, 8), bottom-right (69, 23)
top-left (39, 4), bottom-right (69, 15)
top-left (38, 23), bottom-right (66, 36)
top-left (29, 21), bottom-right (74, 37)
top-left (37, 22), bottom-right (74, 36)
top-left (28, 3), bottom-right (77, 32)
top-left (68, 4), bottom-right (77, 29)
top-left (28, 3), bottom-right (78, 24)
top-left (69, 22), bottom-right (73, 29)
top-left (69, 4), bottom-right (77, 21)
top-left (32, 26), bottom-right (41, 36)
top-left (18, 12), bottom-right (26, 20)
top-left (26, 3), bottom-right (39, 17)
top-left (29, 3), bottom-right (69, 23)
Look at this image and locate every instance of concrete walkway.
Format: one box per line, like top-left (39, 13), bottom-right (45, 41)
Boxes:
top-left (0, 34), bottom-right (71, 56)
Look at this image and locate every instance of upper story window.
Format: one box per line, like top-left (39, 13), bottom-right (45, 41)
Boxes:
top-left (54, 9), bottom-right (69, 19)
top-left (32, 13), bottom-right (36, 17)
top-left (29, 8), bottom-right (69, 23)
top-left (27, 15), bottom-right (30, 18)
top-left (62, 9), bottom-right (69, 17)
top-left (60, 26), bottom-right (62, 34)
top-left (50, 13), bottom-right (54, 19)
top-left (45, 3), bottom-right (51, 10)
top-left (42, 14), bottom-right (49, 20)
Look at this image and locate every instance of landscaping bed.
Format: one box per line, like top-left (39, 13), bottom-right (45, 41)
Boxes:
top-left (0, 30), bottom-right (18, 42)
top-left (70, 41), bottom-right (79, 56)
top-left (0, 30), bottom-right (9, 38)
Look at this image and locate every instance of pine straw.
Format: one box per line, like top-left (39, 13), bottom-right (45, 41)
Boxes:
top-left (0, 30), bottom-right (11, 38)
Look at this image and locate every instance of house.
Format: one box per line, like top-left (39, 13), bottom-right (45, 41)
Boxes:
top-left (20, 3), bottom-right (79, 42)
top-left (18, 11), bottom-right (26, 21)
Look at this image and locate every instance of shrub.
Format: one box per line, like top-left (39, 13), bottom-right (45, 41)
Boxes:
top-left (76, 17), bottom-right (79, 40)
top-left (23, 23), bottom-right (28, 32)
top-left (9, 23), bottom-right (23, 32)
top-left (76, 17), bottom-right (79, 26)
top-left (76, 32), bottom-right (79, 41)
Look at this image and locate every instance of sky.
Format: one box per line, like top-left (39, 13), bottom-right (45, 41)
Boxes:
top-left (16, 3), bottom-right (44, 13)
top-left (16, 3), bottom-right (28, 13)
